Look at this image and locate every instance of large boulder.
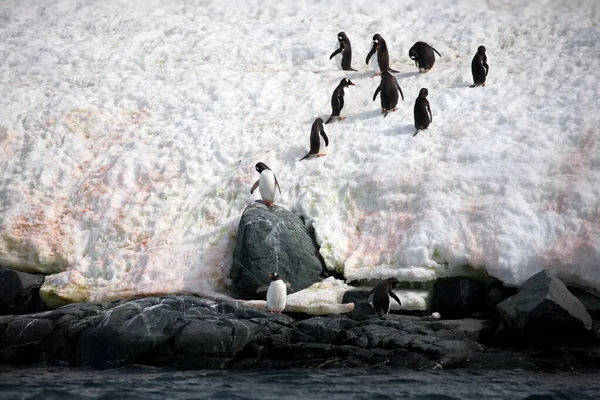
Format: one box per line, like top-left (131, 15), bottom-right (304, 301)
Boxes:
top-left (231, 202), bottom-right (325, 299)
top-left (0, 267), bottom-right (47, 315)
top-left (430, 277), bottom-right (484, 318)
top-left (496, 270), bottom-right (593, 347)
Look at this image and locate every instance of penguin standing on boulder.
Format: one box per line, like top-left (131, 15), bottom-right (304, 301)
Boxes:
top-left (413, 87), bottom-right (432, 136)
top-left (329, 32), bottom-right (357, 71)
top-left (300, 118), bottom-right (329, 160)
top-left (266, 272), bottom-right (287, 313)
top-left (470, 45), bottom-right (489, 87)
top-left (408, 41), bottom-right (442, 73)
top-left (365, 34), bottom-right (399, 75)
top-left (250, 162), bottom-right (281, 206)
top-left (373, 71), bottom-right (404, 117)
top-left (368, 278), bottom-right (402, 317)
top-left (325, 78), bottom-right (355, 124)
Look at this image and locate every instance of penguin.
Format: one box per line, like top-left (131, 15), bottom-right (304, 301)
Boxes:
top-left (329, 32), bottom-right (357, 71)
top-left (408, 41), bottom-right (442, 73)
top-left (365, 33), bottom-right (398, 75)
top-left (372, 70), bottom-right (404, 117)
top-left (413, 88), bottom-right (432, 137)
top-left (368, 278), bottom-right (402, 317)
top-left (266, 272), bottom-right (287, 314)
top-left (470, 45), bottom-right (489, 87)
top-left (325, 78), bottom-right (355, 124)
top-left (250, 162), bottom-right (281, 206)
top-left (300, 118), bottom-right (329, 161)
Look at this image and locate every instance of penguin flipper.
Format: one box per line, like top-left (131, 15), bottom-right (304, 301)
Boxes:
top-left (389, 291), bottom-right (402, 306)
top-left (396, 83), bottom-right (404, 101)
top-left (250, 180), bottom-right (259, 194)
top-left (431, 46), bottom-right (442, 57)
top-left (365, 45), bottom-right (376, 65)
top-left (275, 176), bottom-right (282, 194)
top-left (321, 130), bottom-right (329, 147)
top-left (373, 84), bottom-right (382, 101)
top-left (329, 47), bottom-right (342, 60)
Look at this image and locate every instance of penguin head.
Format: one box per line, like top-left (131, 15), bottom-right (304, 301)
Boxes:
top-left (340, 78), bottom-right (355, 87)
top-left (268, 272), bottom-right (281, 281)
top-left (372, 34), bottom-right (383, 48)
top-left (337, 32), bottom-right (347, 42)
top-left (255, 162), bottom-right (271, 173)
top-left (478, 45), bottom-right (486, 54)
top-left (418, 88), bottom-right (429, 98)
top-left (387, 277), bottom-right (400, 289)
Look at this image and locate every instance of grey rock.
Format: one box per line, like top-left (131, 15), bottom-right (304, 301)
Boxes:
top-left (341, 290), bottom-right (371, 304)
top-left (430, 277), bottom-right (484, 318)
top-left (497, 270), bottom-right (593, 347)
top-left (231, 202), bottom-right (325, 299)
top-left (568, 286), bottom-right (600, 319)
top-left (0, 267), bottom-right (47, 315)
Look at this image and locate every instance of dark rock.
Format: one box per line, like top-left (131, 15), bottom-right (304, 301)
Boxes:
top-left (231, 202), bottom-right (325, 299)
top-left (342, 290), bottom-right (371, 304)
top-left (496, 270), bottom-right (593, 347)
top-left (483, 282), bottom-right (518, 320)
top-left (430, 277), bottom-right (484, 318)
top-left (0, 267), bottom-right (48, 315)
top-left (349, 301), bottom-right (376, 320)
top-left (568, 286), bottom-right (600, 319)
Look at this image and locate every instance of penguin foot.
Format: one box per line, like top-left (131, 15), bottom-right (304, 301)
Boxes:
top-left (470, 83), bottom-right (484, 88)
top-left (263, 201), bottom-right (275, 207)
top-left (339, 116), bottom-right (346, 121)
top-left (392, 108), bottom-right (398, 112)
top-left (317, 153), bottom-right (326, 157)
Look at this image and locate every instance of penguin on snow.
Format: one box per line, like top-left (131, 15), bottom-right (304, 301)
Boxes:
top-left (413, 87), bottom-right (432, 136)
top-left (325, 78), bottom-right (355, 124)
top-left (299, 118), bottom-right (329, 161)
top-left (408, 41), bottom-right (442, 73)
top-left (365, 33), bottom-right (399, 75)
top-left (470, 45), bottom-right (489, 87)
top-left (329, 31), bottom-right (357, 71)
top-left (372, 70), bottom-right (404, 117)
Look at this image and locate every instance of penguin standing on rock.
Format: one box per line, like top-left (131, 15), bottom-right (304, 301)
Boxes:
top-left (413, 88), bottom-right (432, 136)
top-left (325, 78), bottom-right (355, 124)
top-left (329, 32), bottom-right (357, 71)
top-left (250, 162), bottom-right (281, 206)
top-left (373, 71), bottom-right (404, 117)
top-left (409, 41), bottom-right (442, 73)
top-left (300, 118), bottom-right (329, 161)
top-left (266, 272), bottom-right (286, 314)
top-left (365, 34), bottom-right (399, 75)
top-left (470, 45), bottom-right (489, 87)
top-left (368, 278), bottom-right (402, 317)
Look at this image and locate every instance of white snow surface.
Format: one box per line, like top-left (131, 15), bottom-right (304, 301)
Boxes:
top-left (1, 0), bottom-right (600, 305)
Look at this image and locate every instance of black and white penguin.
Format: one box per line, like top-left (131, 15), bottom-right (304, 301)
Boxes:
top-left (413, 88), bottom-right (432, 136)
top-left (266, 272), bottom-right (286, 313)
top-left (365, 33), bottom-right (398, 75)
top-left (250, 162), bottom-right (281, 206)
top-left (325, 78), bottom-right (355, 124)
top-left (300, 118), bottom-right (329, 161)
top-left (470, 45), bottom-right (489, 87)
top-left (372, 71), bottom-right (404, 117)
top-left (329, 32), bottom-right (357, 71)
top-left (368, 278), bottom-right (402, 317)
top-left (408, 41), bottom-right (442, 73)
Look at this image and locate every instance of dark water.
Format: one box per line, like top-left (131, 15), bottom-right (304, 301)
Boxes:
top-left (0, 365), bottom-right (599, 400)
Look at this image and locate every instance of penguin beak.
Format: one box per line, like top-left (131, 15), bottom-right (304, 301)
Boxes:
top-left (349, 82), bottom-right (355, 86)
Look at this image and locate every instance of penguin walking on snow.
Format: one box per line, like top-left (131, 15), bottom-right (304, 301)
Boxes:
top-left (250, 162), bottom-right (281, 206)
top-left (300, 118), bottom-right (329, 160)
top-left (470, 45), bottom-right (489, 87)
top-left (325, 78), bottom-right (355, 124)
top-left (368, 278), bottom-right (402, 317)
top-left (329, 32), bottom-right (357, 71)
top-left (266, 272), bottom-right (286, 313)
top-left (365, 34), bottom-right (398, 75)
top-left (409, 41), bottom-right (442, 73)
top-left (413, 88), bottom-right (432, 136)
top-left (373, 71), bottom-right (404, 117)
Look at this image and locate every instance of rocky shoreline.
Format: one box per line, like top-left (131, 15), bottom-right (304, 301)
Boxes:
top-left (1, 268), bottom-right (599, 371)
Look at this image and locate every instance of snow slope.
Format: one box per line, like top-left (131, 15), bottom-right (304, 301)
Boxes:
top-left (1, 0), bottom-right (599, 306)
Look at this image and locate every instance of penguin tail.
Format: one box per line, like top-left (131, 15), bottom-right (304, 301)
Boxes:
top-left (413, 129), bottom-right (421, 137)
top-left (299, 153), bottom-right (311, 161)
top-left (325, 115), bottom-right (333, 124)
top-left (383, 110), bottom-right (389, 118)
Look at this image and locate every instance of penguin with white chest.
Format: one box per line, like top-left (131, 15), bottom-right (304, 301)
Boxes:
top-left (368, 277), bottom-right (402, 317)
top-left (372, 70), bottom-right (404, 117)
top-left (299, 118), bottom-right (329, 160)
top-left (329, 32), bottom-right (357, 71)
top-left (325, 78), bottom-right (355, 124)
top-left (266, 272), bottom-right (287, 313)
top-left (250, 162), bottom-right (281, 207)
top-left (365, 33), bottom-right (399, 75)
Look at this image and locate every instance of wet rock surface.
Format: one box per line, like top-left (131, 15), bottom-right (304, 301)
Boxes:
top-left (0, 267), bottom-right (48, 316)
top-left (231, 202), bottom-right (325, 299)
top-left (1, 293), bottom-right (599, 370)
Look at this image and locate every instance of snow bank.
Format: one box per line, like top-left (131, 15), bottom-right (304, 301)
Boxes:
top-left (0, 0), bottom-right (599, 306)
